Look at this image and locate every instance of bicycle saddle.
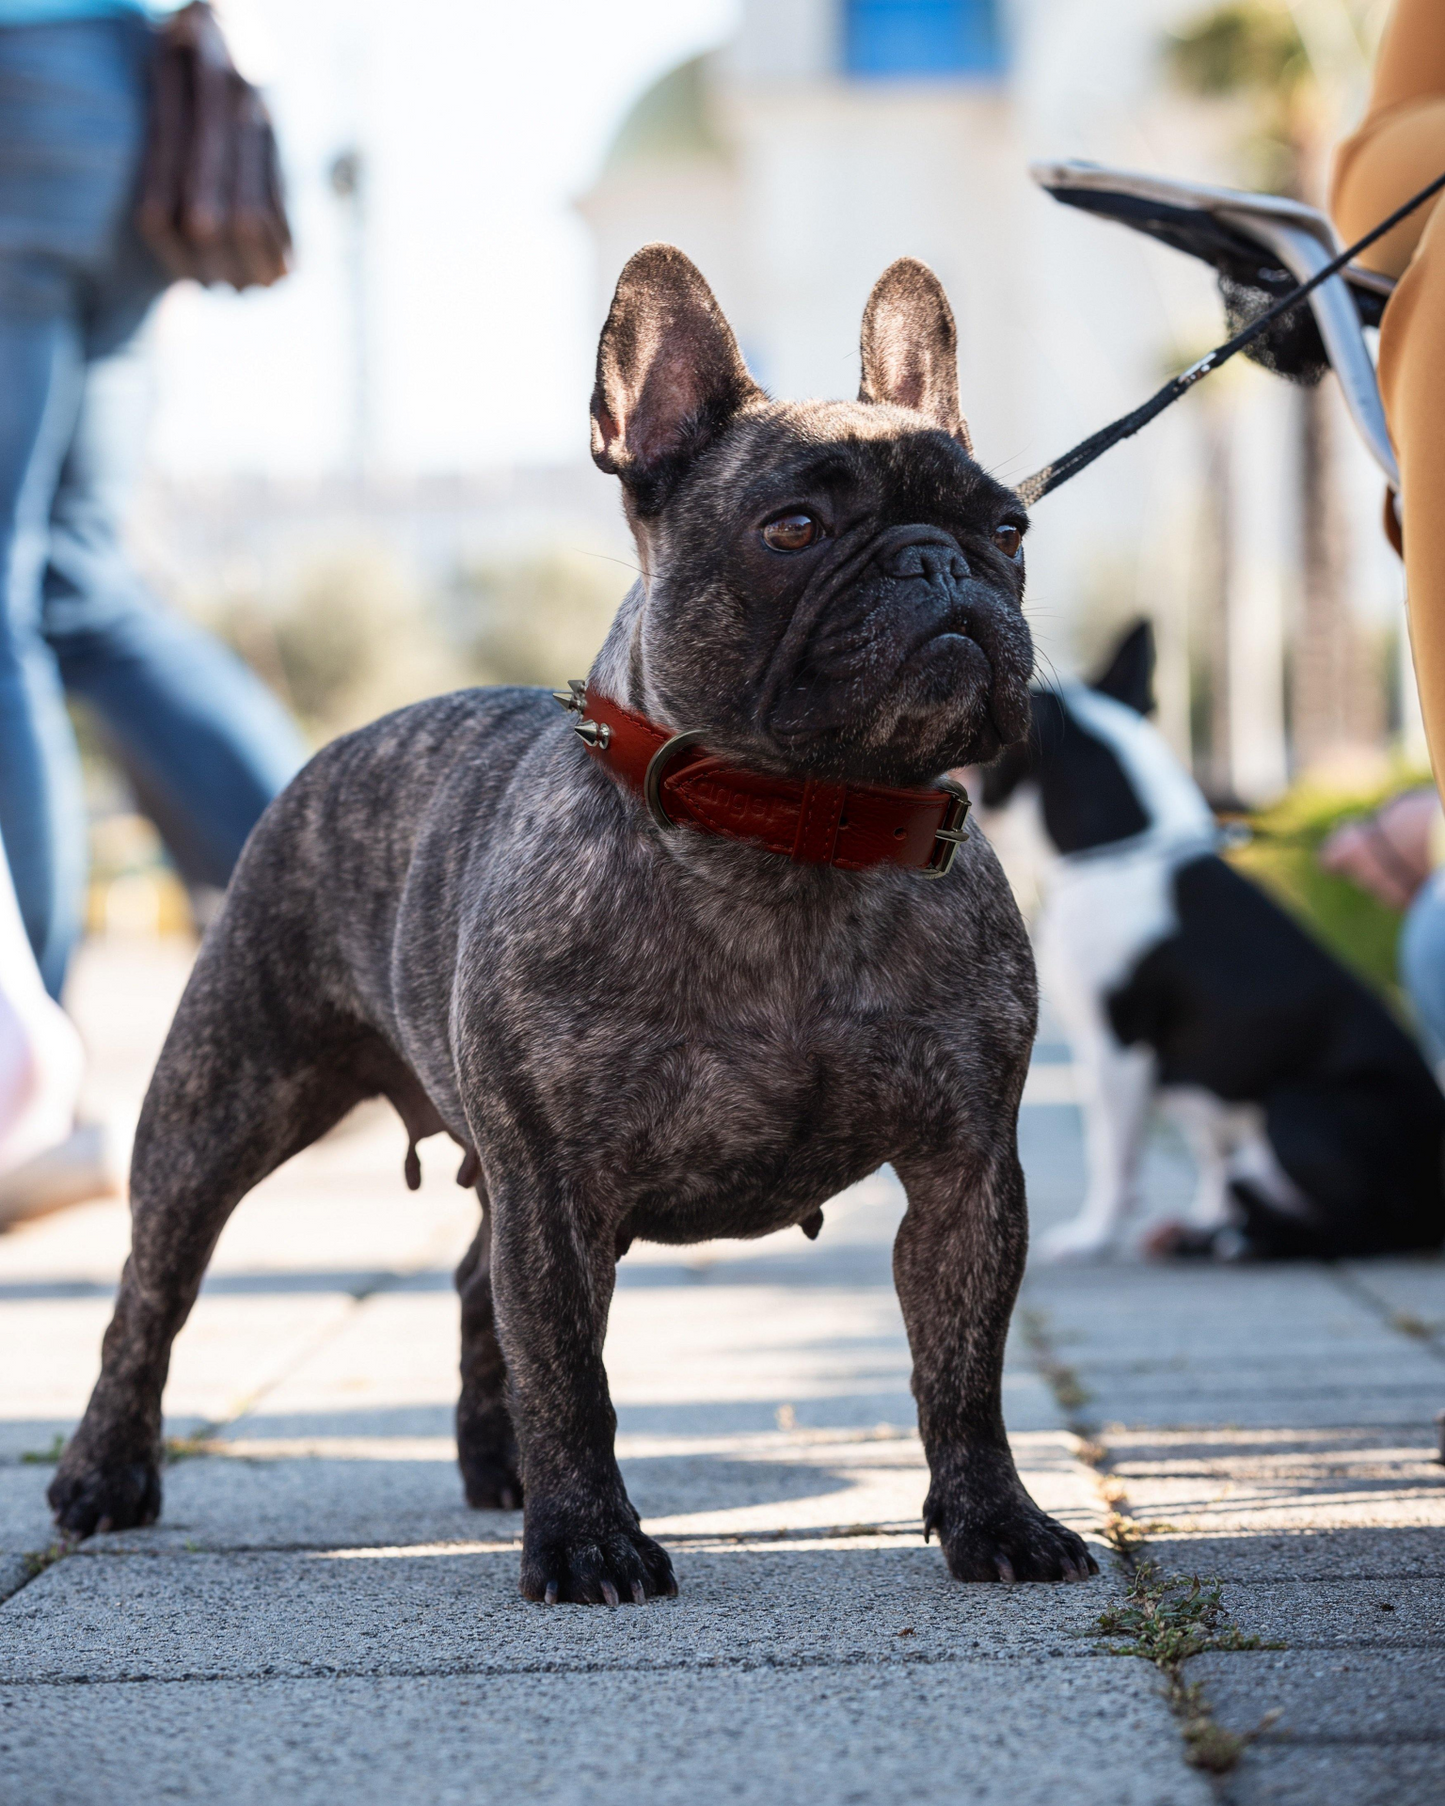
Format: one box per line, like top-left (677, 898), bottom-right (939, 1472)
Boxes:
top-left (1031, 159), bottom-right (1398, 485)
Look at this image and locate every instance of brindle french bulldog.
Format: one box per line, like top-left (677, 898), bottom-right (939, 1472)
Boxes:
top-left (51, 247), bottom-right (1098, 1602)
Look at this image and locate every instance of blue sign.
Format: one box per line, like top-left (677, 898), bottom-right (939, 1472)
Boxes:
top-left (845, 0), bottom-right (1008, 78)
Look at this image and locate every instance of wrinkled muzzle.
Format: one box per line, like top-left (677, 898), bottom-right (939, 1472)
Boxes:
top-left (761, 526), bottom-right (1034, 780)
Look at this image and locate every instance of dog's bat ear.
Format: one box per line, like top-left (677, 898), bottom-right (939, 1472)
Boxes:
top-left (1090, 619), bottom-right (1156, 715)
top-left (858, 259), bottom-right (971, 452)
top-left (591, 245), bottom-right (761, 502)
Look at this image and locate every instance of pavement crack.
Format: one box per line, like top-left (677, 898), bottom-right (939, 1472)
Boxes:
top-left (1020, 1304), bottom-right (1282, 1777)
top-left (1018, 1305), bottom-right (1158, 1561)
top-left (1327, 1267), bottom-right (1445, 1367)
top-left (2, 1536), bottom-right (81, 1606)
top-left (0, 1644), bottom-right (1104, 1689)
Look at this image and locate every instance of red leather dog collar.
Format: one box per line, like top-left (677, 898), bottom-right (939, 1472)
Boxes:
top-left (556, 683), bottom-right (970, 877)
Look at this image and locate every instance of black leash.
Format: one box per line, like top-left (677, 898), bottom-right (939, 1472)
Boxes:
top-left (1015, 168), bottom-right (1445, 507)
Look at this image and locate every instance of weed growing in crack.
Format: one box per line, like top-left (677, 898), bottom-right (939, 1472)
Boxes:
top-left (20, 1539), bottom-right (74, 1581)
top-left (1097, 1475), bottom-right (1171, 1559)
top-left (1178, 1682), bottom-right (1280, 1774)
top-left (1093, 1562), bottom-right (1283, 1772)
top-left (1095, 1562), bottom-right (1264, 1662)
top-left (1020, 1295), bottom-right (1285, 1780)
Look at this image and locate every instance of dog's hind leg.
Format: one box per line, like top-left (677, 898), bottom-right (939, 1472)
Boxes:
top-left (455, 1191), bottom-right (522, 1509)
top-left (48, 940), bottom-right (375, 1536)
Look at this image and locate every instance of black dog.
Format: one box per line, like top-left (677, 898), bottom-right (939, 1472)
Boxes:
top-left (982, 622), bottom-right (1445, 1262)
top-left (51, 247), bottom-right (1097, 1601)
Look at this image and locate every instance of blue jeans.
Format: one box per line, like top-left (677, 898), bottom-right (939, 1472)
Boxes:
top-left (1402, 866), bottom-right (1445, 1070)
top-left (0, 16), bottom-right (306, 997)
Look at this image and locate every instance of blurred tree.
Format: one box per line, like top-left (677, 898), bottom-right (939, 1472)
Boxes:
top-left (211, 550), bottom-right (458, 743)
top-left (1167, 0), bottom-right (1384, 773)
top-left (205, 548), bottom-right (632, 750)
top-left (448, 551), bottom-right (632, 690)
top-left (1167, 3), bottom-right (1315, 193)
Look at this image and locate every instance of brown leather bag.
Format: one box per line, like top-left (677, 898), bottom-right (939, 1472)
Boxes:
top-left (137, 2), bottom-right (291, 291)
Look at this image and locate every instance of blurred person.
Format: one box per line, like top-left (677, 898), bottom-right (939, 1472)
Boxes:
top-left (1321, 787), bottom-right (1445, 1075)
top-left (1332, 0), bottom-right (1445, 767)
top-left (0, 0), bottom-right (307, 1002)
top-left (0, 822), bottom-right (112, 1225)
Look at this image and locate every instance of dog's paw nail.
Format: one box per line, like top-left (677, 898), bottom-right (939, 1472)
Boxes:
top-left (994, 1554), bottom-right (1016, 1585)
top-left (600, 1579), bottom-right (620, 1607)
top-left (665, 1575), bottom-right (679, 1597)
top-left (631, 1579), bottom-right (646, 1605)
top-left (544, 1580), bottom-right (560, 1606)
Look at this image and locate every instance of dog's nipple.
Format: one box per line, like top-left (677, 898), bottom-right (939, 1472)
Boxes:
top-left (404, 1142), bottom-right (422, 1192)
top-left (800, 1209), bottom-right (824, 1241)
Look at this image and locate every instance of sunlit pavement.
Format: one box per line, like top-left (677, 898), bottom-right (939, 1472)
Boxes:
top-left (1, 938), bottom-right (1443, 1803)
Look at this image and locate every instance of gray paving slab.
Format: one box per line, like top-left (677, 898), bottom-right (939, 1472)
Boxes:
top-left (1108, 1425), bottom-right (1445, 1552)
top-left (0, 1290), bottom-right (358, 1459)
top-left (1022, 1263), bottom-right (1445, 1431)
top-left (1026, 1267), bottom-right (1421, 1360)
top-left (1217, 1577), bottom-right (1445, 1648)
top-left (0, 1662), bottom-right (1212, 1806)
top-left (0, 1464), bottom-right (63, 1556)
top-left (1190, 1647), bottom-right (1445, 1741)
top-left (1220, 1744), bottom-right (1443, 1806)
top-left (1146, 1529), bottom-right (1445, 1581)
top-left (0, 1545), bottom-right (1122, 1683)
top-left (210, 1374), bottom-right (1058, 1442)
top-left (1065, 1384), bottom-right (1445, 1432)
top-left (31, 1425), bottom-right (1093, 1556)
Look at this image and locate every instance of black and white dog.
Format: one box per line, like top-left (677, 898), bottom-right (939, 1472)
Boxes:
top-left (980, 622), bottom-right (1445, 1261)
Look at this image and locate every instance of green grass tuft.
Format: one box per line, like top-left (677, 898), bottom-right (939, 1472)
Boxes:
top-left (1228, 771), bottom-right (1432, 1013)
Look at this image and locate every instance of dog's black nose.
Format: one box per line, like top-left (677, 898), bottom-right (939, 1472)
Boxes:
top-left (881, 540), bottom-right (970, 584)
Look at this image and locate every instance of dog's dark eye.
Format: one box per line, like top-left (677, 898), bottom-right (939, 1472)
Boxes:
top-left (993, 525), bottom-right (1022, 558)
top-left (762, 512), bottom-right (820, 552)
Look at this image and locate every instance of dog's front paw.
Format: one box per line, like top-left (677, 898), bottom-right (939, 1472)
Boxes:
top-left (48, 1441), bottom-right (161, 1536)
top-left (521, 1510), bottom-right (677, 1606)
top-left (927, 1490), bottom-right (1099, 1584)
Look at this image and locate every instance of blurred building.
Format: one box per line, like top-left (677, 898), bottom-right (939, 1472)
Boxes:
top-left (577, 0), bottom-right (1417, 801)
